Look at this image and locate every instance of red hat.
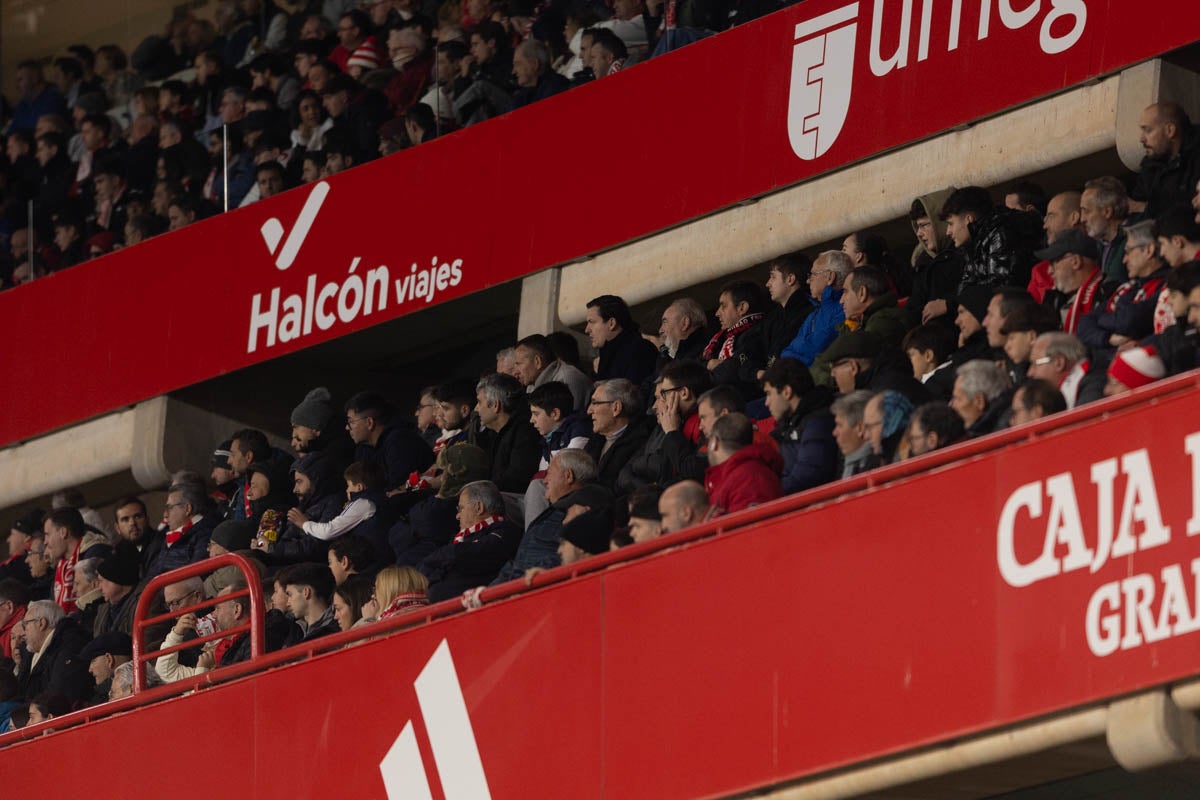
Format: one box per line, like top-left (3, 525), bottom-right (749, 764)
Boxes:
top-left (1107, 345), bottom-right (1165, 390)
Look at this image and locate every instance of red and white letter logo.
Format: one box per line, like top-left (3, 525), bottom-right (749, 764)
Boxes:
top-left (260, 180), bottom-right (330, 271)
top-left (787, 3), bottom-right (859, 161)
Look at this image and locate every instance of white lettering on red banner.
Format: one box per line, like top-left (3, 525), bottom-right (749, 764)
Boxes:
top-left (997, 432), bottom-right (1200, 657)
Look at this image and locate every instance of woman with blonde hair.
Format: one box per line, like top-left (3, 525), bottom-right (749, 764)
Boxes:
top-left (373, 566), bottom-right (429, 620)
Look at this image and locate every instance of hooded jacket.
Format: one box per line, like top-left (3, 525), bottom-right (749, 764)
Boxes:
top-left (908, 189), bottom-right (965, 324)
top-left (705, 443), bottom-right (784, 515)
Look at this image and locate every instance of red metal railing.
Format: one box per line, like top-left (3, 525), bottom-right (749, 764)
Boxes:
top-left (1, 369), bottom-right (1198, 747)
top-left (132, 553), bottom-right (266, 692)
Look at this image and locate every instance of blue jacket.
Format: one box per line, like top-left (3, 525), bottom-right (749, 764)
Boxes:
top-left (780, 287), bottom-right (843, 365)
top-left (771, 388), bottom-right (839, 494)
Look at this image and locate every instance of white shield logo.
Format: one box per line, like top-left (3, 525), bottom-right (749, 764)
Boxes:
top-left (787, 3), bottom-right (859, 161)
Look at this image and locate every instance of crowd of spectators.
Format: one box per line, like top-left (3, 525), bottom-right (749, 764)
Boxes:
top-left (1, 36), bottom-right (1200, 731)
top-left (0, 0), bottom-right (797, 287)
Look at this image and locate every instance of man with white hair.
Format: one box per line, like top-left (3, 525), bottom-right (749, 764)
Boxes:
top-left (780, 250), bottom-right (855, 367)
top-left (511, 38), bottom-right (569, 108)
top-left (16, 599), bottom-right (92, 705)
top-left (490, 450), bottom-right (609, 584)
top-left (658, 297), bottom-right (709, 364)
top-left (385, 25), bottom-right (434, 115)
top-left (949, 360), bottom-right (1010, 437)
top-left (1027, 332), bottom-right (1103, 408)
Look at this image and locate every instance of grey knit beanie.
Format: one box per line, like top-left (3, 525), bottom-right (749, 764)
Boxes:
top-left (291, 387), bottom-right (335, 430)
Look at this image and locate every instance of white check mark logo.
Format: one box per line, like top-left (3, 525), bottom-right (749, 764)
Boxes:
top-left (260, 180), bottom-right (331, 270)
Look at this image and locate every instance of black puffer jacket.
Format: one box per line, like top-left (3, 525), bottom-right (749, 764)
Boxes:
top-left (955, 207), bottom-right (1039, 299)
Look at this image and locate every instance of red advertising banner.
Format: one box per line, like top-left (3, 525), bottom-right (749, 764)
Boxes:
top-left (3, 383), bottom-right (1200, 797)
top-left (2, 0), bottom-right (1198, 446)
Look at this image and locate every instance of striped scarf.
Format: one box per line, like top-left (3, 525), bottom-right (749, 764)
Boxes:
top-left (454, 515), bottom-right (506, 544)
top-left (702, 313), bottom-right (765, 360)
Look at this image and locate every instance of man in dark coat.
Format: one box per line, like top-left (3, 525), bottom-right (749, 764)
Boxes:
top-left (345, 391), bottom-right (435, 492)
top-left (112, 496), bottom-right (164, 583)
top-left (586, 294), bottom-right (659, 384)
top-left (761, 253), bottom-right (815, 367)
top-left (762, 359), bottom-right (839, 494)
top-left (422, 480), bottom-right (522, 602)
top-left (941, 186), bottom-right (1039, 309)
top-left (17, 600), bottom-right (92, 706)
top-left (705, 279), bottom-right (770, 400)
top-left (491, 452), bottom-right (609, 584)
top-left (511, 39), bottom-right (570, 109)
top-left (147, 484), bottom-right (218, 580)
top-left (585, 379), bottom-right (652, 495)
top-left (474, 374), bottom-right (543, 494)
top-left (92, 550), bottom-right (141, 637)
top-left (1132, 102), bottom-right (1200, 219)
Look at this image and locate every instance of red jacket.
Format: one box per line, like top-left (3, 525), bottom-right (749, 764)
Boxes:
top-left (705, 443), bottom-right (784, 515)
top-left (0, 603), bottom-right (25, 660)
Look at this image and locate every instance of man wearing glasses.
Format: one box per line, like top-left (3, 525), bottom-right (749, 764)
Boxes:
top-left (780, 250), bottom-right (855, 370)
top-left (15, 599), bottom-right (92, 707)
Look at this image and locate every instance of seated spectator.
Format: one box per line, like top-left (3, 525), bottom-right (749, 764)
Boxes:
top-left (0, 580), bottom-right (29, 660)
top-left (23, 532), bottom-right (52, 601)
top-left (374, 566), bottom-right (430, 619)
top-left (26, 691), bottom-right (73, 726)
top-left (286, 461), bottom-right (385, 548)
top-left (512, 39), bottom-right (569, 108)
top-left (44, 508), bottom-right (112, 615)
top-left (553, 505), bottom-right (613, 570)
top-left (953, 285), bottom-right (996, 364)
top-left (951, 360), bottom-right (1010, 437)
top-left (1078, 220), bottom-right (1169, 360)
top-left (657, 297), bottom-right (710, 366)
top-left (51, 211), bottom-right (88, 270)
top-left (1152, 207), bottom-right (1200, 334)
top-left (1035, 229), bottom-right (1103, 335)
top-left (1132, 103), bottom-right (1200, 218)
top-left (530, 382), bottom-right (593, 473)
top-left (586, 294), bottom-right (659, 384)
top-left (93, 551), bottom-right (140, 637)
top-left (1027, 331), bottom-right (1103, 408)
top-left (245, 458), bottom-right (294, 535)
top-left (999, 303), bottom-right (1061, 381)
top-left (345, 391), bottom-right (434, 492)
top-left (3, 510), bottom-right (42, 585)
top-left (16, 600), bottom-right (91, 707)
top-left (705, 413), bottom-right (783, 515)
top-left (283, 564), bottom-right (339, 643)
top-left (585, 379), bottom-right (652, 494)
top-left (331, 10), bottom-right (385, 73)
top-left (942, 185), bottom-right (1039, 303)
top-left (291, 387), bottom-right (354, 468)
top-left (622, 359), bottom-right (711, 493)
top-left (1081, 176), bottom-right (1131, 285)
top-left (816, 265), bottom-right (909, 382)
top-left (391, 443), bottom-right (490, 567)
top-left (422, 480), bottom-right (521, 602)
top-left (588, 28), bottom-right (628, 79)
top-left (206, 520), bottom-right (255, 559)
top-left (908, 188), bottom-right (964, 325)
top-left (761, 253), bottom-right (815, 368)
top-left (333, 574), bottom-right (375, 631)
top-left (906, 402), bottom-right (965, 458)
top-left (433, 378), bottom-right (476, 452)
top-left (513, 333), bottom-right (593, 411)
top-left (831, 390), bottom-right (874, 478)
top-left (782, 250), bottom-right (853, 369)
top-left (626, 488), bottom-right (663, 543)
top-left (491, 450), bottom-right (605, 583)
top-left (1009, 378), bottom-right (1068, 426)
top-left (78, 632), bottom-right (132, 706)
top-left (72, 558), bottom-right (104, 633)
top-left (825, 332), bottom-right (932, 406)
top-left (862, 390), bottom-right (914, 466)
top-left (12, 61), bottom-right (68, 133)
top-left (1033, 190), bottom-right (1085, 302)
top-left (327, 536), bottom-right (377, 586)
top-left (982, 287), bottom-right (1037, 382)
top-left (453, 21), bottom-right (514, 126)
top-left (704, 279), bottom-right (770, 399)
top-left (901, 322), bottom-right (958, 402)
top-left (762, 358), bottom-right (838, 493)
top-left (1156, 261), bottom-right (1200, 374)
top-left (321, 74), bottom-right (384, 164)
top-left (475, 373), bottom-right (543, 493)
top-left (658, 481), bottom-right (710, 534)
top-left (213, 579), bottom-right (295, 667)
top-left (1104, 345), bottom-right (1166, 396)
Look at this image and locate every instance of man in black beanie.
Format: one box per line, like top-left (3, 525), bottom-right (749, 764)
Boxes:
top-left (290, 386), bottom-right (336, 454)
top-left (94, 550), bottom-right (140, 637)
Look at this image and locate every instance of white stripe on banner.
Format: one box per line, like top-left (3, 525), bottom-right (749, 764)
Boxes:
top-left (413, 640), bottom-right (493, 800)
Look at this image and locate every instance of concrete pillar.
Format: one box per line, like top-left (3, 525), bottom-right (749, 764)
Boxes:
top-left (1116, 59), bottom-right (1200, 171)
top-left (1107, 689), bottom-right (1200, 771)
top-left (517, 267), bottom-right (563, 339)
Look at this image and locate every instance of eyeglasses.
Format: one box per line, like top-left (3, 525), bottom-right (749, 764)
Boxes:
top-left (346, 415), bottom-right (369, 427)
top-left (164, 502), bottom-right (187, 510)
top-left (1030, 356), bottom-right (1054, 366)
top-left (165, 592), bottom-right (198, 610)
top-left (588, 399), bottom-right (617, 407)
top-left (656, 386), bottom-right (683, 401)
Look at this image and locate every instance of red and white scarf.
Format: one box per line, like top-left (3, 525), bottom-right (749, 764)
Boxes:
top-left (453, 515), bottom-right (506, 544)
top-left (381, 591), bottom-right (430, 619)
top-left (166, 519), bottom-right (195, 547)
top-left (1105, 275), bottom-right (1165, 313)
top-left (702, 313), bottom-right (765, 360)
top-left (1062, 270), bottom-right (1102, 335)
top-left (53, 540), bottom-right (82, 614)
